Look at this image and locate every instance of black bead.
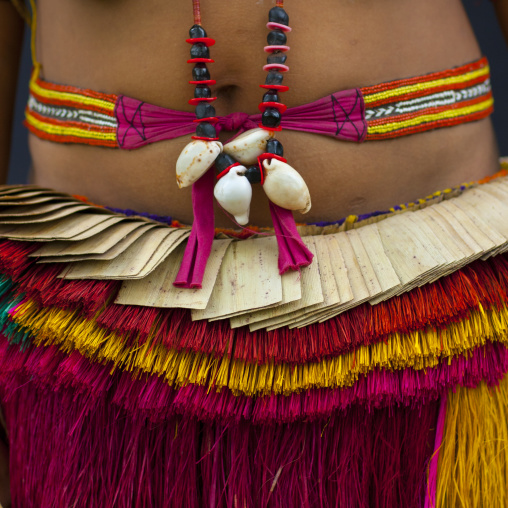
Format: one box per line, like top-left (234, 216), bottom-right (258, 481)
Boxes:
top-left (195, 103), bottom-right (216, 119)
top-left (196, 122), bottom-right (217, 138)
top-left (192, 65), bottom-right (210, 81)
top-left (214, 153), bottom-right (236, 173)
top-left (267, 30), bottom-right (287, 46)
top-left (189, 25), bottom-right (207, 38)
top-left (268, 6), bottom-right (289, 25)
top-left (190, 43), bottom-right (210, 59)
top-left (265, 71), bottom-right (284, 86)
top-left (262, 91), bottom-right (280, 103)
top-left (267, 52), bottom-right (287, 65)
top-left (266, 139), bottom-right (284, 157)
top-left (261, 108), bottom-right (281, 128)
top-left (194, 86), bottom-right (212, 99)
top-left (245, 166), bottom-right (262, 184)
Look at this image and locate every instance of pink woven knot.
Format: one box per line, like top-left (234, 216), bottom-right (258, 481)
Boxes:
top-left (219, 112), bottom-right (256, 132)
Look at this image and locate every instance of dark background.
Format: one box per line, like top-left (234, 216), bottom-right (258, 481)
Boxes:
top-left (7, 0), bottom-right (508, 183)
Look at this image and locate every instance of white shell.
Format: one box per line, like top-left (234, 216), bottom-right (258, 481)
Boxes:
top-left (214, 166), bottom-right (253, 225)
top-left (223, 128), bottom-right (275, 165)
top-left (262, 159), bottom-right (311, 214)
top-left (176, 140), bottom-right (223, 188)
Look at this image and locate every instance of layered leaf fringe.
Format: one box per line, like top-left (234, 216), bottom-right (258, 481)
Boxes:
top-left (2, 240), bottom-right (508, 365)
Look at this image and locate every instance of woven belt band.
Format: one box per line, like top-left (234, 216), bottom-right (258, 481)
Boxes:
top-left (361, 56), bottom-right (493, 140)
top-left (24, 57), bottom-right (493, 147)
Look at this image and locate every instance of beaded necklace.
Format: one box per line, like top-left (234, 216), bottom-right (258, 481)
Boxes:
top-left (174, 0), bottom-right (314, 289)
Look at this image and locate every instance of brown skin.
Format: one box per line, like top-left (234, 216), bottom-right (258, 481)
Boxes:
top-left (26, 0), bottom-right (501, 226)
top-left (1, 0), bottom-right (505, 225)
top-left (2, 1), bottom-right (508, 225)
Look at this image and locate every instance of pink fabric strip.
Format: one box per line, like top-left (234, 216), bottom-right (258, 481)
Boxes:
top-left (424, 393), bottom-right (448, 508)
top-left (115, 88), bottom-right (366, 149)
top-left (173, 167), bottom-right (215, 289)
top-left (269, 202), bottom-right (314, 273)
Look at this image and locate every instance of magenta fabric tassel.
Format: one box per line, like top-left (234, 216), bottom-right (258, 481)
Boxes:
top-left (269, 202), bottom-right (314, 274)
top-left (173, 167), bottom-right (215, 288)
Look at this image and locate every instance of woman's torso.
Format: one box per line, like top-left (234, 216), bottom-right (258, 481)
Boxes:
top-left (29, 0), bottom-right (499, 226)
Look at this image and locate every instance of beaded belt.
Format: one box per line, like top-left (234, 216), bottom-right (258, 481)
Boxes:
top-left (25, 56), bottom-right (492, 147)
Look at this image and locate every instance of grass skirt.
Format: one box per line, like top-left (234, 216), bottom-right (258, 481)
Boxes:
top-left (0, 176), bottom-right (508, 507)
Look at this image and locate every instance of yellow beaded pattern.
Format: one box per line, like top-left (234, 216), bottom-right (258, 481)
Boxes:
top-left (361, 57), bottom-right (493, 140)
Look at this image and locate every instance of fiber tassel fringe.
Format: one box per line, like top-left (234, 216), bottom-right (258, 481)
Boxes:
top-left (0, 335), bottom-right (505, 424)
top-left (424, 394), bottom-right (447, 508)
top-left (1, 378), bottom-right (439, 508)
top-left (2, 246), bottom-right (508, 365)
top-left (8, 295), bottom-right (508, 396)
top-left (436, 375), bottom-right (508, 508)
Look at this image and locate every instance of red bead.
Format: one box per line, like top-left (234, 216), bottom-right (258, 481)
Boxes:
top-left (259, 84), bottom-right (290, 92)
top-left (258, 102), bottom-right (287, 114)
top-left (187, 58), bottom-right (215, 64)
top-left (189, 80), bottom-right (216, 85)
top-left (264, 45), bottom-right (290, 53)
top-left (258, 123), bottom-right (283, 132)
top-left (192, 117), bottom-right (219, 123)
top-left (188, 97), bottom-right (217, 105)
top-left (191, 136), bottom-right (220, 141)
top-left (186, 37), bottom-right (216, 46)
top-left (263, 63), bottom-right (289, 72)
top-left (266, 22), bottom-right (292, 32)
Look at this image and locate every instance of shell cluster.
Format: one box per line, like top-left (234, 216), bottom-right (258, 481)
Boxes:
top-left (176, 128), bottom-right (311, 225)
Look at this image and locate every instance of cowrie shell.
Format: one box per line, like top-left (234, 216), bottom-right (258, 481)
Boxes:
top-left (214, 165), bottom-right (253, 225)
top-left (223, 128), bottom-right (274, 165)
top-left (262, 158), bottom-right (311, 214)
top-left (176, 140), bottom-right (223, 188)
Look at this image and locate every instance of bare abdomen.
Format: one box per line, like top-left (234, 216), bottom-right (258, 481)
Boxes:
top-left (29, 0), bottom-right (499, 226)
